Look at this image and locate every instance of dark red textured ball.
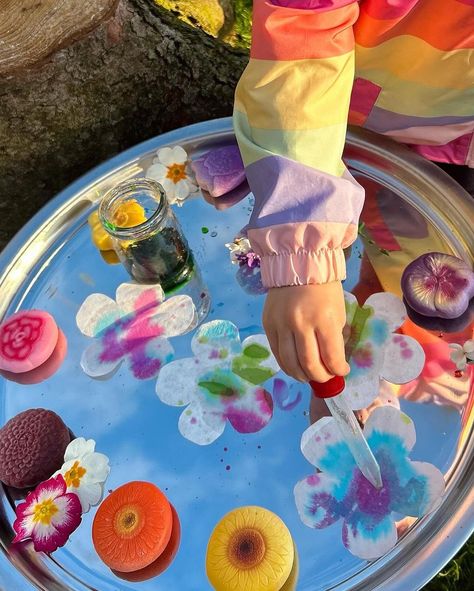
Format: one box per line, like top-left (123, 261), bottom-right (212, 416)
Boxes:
top-left (0, 409), bottom-right (70, 489)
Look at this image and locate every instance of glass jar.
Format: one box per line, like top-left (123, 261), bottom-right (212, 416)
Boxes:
top-left (99, 178), bottom-right (194, 290)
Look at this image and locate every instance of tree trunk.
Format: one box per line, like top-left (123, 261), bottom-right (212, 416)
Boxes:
top-left (0, 0), bottom-right (247, 249)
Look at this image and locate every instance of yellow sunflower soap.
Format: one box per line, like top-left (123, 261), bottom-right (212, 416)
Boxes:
top-left (206, 506), bottom-right (295, 591)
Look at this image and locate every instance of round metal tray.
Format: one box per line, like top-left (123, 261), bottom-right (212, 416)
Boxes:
top-left (0, 118), bottom-right (472, 591)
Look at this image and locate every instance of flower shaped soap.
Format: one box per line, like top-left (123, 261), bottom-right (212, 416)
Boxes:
top-left (206, 506), bottom-right (296, 591)
top-left (93, 481), bottom-right (180, 580)
top-left (76, 283), bottom-right (196, 380)
top-left (54, 438), bottom-right (110, 513)
top-left (402, 252), bottom-right (474, 319)
top-left (156, 320), bottom-right (279, 445)
top-left (294, 406), bottom-right (445, 560)
top-left (13, 474), bottom-right (82, 553)
top-left (0, 409), bottom-right (70, 489)
top-left (0, 310), bottom-right (67, 384)
top-left (191, 144), bottom-right (246, 198)
top-left (342, 291), bottom-right (425, 409)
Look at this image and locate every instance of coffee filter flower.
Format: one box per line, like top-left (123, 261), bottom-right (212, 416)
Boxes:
top-left (294, 406), bottom-right (445, 560)
top-left (76, 283), bottom-right (196, 380)
top-left (156, 320), bottom-right (279, 445)
top-left (342, 291), bottom-right (425, 409)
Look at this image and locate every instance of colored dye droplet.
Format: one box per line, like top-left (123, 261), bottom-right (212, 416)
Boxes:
top-left (201, 227), bottom-right (209, 234)
top-left (454, 370), bottom-right (463, 378)
top-left (226, 465), bottom-right (231, 471)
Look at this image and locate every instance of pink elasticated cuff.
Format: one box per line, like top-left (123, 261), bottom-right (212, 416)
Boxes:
top-left (259, 247), bottom-right (347, 287)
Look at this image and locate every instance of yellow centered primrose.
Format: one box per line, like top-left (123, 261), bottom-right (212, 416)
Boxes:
top-left (64, 460), bottom-right (87, 489)
top-left (33, 498), bottom-right (59, 525)
top-left (13, 474), bottom-right (82, 553)
top-left (54, 437), bottom-right (111, 513)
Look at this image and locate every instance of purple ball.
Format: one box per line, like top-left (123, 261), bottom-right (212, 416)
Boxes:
top-left (401, 252), bottom-right (474, 319)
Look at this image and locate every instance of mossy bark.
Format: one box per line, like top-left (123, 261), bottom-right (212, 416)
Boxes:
top-left (0, 0), bottom-right (247, 249)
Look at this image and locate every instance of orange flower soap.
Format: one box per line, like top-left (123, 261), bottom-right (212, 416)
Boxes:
top-left (206, 506), bottom-right (295, 591)
top-left (112, 504), bottom-right (181, 582)
top-left (92, 481), bottom-right (175, 574)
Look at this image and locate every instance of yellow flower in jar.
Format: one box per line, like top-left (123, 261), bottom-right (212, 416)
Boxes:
top-left (88, 199), bottom-right (147, 263)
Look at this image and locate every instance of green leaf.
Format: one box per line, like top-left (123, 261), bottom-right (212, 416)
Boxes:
top-left (232, 366), bottom-right (274, 386)
top-left (242, 344), bottom-right (270, 360)
top-left (198, 381), bottom-right (235, 397)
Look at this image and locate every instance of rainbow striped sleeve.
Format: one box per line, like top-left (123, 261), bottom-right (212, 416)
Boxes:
top-left (233, 0), bottom-right (364, 288)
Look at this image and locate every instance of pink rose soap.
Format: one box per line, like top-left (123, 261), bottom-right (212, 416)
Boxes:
top-left (0, 310), bottom-right (67, 384)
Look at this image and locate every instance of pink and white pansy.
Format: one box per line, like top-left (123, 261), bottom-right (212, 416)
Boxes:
top-left (294, 406), bottom-right (445, 560)
top-left (54, 438), bottom-right (110, 513)
top-left (76, 282), bottom-right (196, 380)
top-left (155, 320), bottom-right (279, 445)
top-left (13, 475), bottom-right (82, 553)
top-left (343, 291), bottom-right (425, 410)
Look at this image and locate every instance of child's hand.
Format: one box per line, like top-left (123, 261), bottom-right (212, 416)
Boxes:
top-left (263, 282), bottom-right (349, 383)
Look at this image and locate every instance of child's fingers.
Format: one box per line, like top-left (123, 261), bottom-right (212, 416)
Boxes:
top-left (277, 333), bottom-right (307, 383)
top-left (317, 327), bottom-right (350, 377)
top-left (294, 330), bottom-right (333, 383)
top-left (265, 328), bottom-right (279, 366)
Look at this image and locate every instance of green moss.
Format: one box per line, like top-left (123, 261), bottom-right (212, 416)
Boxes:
top-left (154, 0), bottom-right (252, 48)
top-left (425, 535), bottom-right (474, 590)
top-left (154, 0), bottom-right (225, 37)
top-left (229, 0), bottom-right (252, 48)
